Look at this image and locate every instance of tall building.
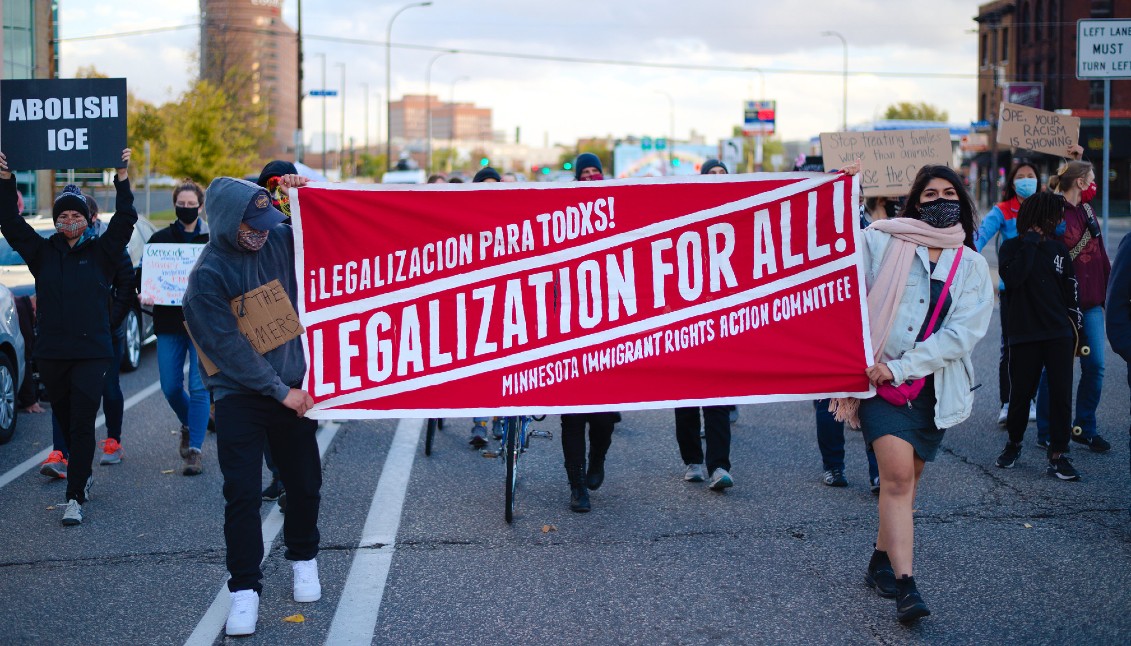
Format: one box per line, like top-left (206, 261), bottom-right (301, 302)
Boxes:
top-left (975, 0), bottom-right (1131, 213)
top-left (199, 0), bottom-right (298, 161)
top-left (389, 94), bottom-right (492, 143)
top-left (1, 0), bottom-right (57, 214)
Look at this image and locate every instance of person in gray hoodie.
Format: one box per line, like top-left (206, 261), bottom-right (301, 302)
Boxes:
top-left (183, 175), bottom-right (320, 637)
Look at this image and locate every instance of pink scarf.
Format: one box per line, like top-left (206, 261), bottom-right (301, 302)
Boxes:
top-left (830, 218), bottom-right (966, 427)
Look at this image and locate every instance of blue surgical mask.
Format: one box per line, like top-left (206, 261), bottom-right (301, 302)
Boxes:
top-left (1014, 177), bottom-right (1037, 199)
top-left (1054, 220), bottom-right (1066, 237)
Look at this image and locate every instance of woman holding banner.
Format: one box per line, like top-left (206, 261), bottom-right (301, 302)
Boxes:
top-left (832, 165), bottom-right (993, 623)
top-left (0, 148), bottom-right (136, 527)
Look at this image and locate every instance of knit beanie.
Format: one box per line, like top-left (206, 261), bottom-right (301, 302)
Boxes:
top-left (257, 160), bottom-right (298, 188)
top-left (700, 159), bottom-right (728, 174)
top-left (574, 153), bottom-right (602, 180)
top-left (472, 167), bottom-right (502, 183)
top-left (52, 184), bottom-right (90, 222)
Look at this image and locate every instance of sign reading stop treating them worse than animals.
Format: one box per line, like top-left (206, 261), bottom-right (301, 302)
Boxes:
top-left (0, 77), bottom-right (127, 170)
top-left (290, 174), bottom-right (874, 419)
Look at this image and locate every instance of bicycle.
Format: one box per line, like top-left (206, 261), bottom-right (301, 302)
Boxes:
top-left (480, 415), bottom-right (551, 523)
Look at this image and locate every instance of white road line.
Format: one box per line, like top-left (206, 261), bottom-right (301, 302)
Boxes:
top-left (184, 420), bottom-right (341, 646)
top-left (324, 417), bottom-right (423, 646)
top-left (0, 378), bottom-right (165, 492)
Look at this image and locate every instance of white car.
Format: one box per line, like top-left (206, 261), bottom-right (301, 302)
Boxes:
top-left (0, 283), bottom-right (24, 444)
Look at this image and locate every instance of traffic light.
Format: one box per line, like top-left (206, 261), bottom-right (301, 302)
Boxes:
top-left (541, 167), bottom-right (551, 175)
top-left (563, 162), bottom-right (573, 171)
top-left (480, 157), bottom-right (490, 166)
top-left (671, 158), bottom-right (681, 167)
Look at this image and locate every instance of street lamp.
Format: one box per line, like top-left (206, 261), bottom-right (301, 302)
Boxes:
top-left (361, 82), bottom-right (369, 157)
top-left (655, 90), bottom-right (675, 174)
top-left (312, 52), bottom-right (327, 176)
top-left (335, 62), bottom-right (346, 177)
top-left (821, 30), bottom-right (847, 131)
top-left (426, 50), bottom-right (457, 174)
top-left (744, 67), bottom-right (766, 99)
top-left (386, 1), bottom-right (433, 171)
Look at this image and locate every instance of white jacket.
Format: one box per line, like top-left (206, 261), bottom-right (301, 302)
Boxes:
top-left (860, 228), bottom-right (995, 429)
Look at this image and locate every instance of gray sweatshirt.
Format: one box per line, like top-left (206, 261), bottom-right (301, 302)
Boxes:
top-left (183, 177), bottom-right (305, 402)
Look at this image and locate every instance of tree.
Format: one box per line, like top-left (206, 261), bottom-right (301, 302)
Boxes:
top-left (355, 153), bottom-right (388, 181)
top-left (883, 102), bottom-right (949, 122)
top-left (158, 71), bottom-right (272, 184)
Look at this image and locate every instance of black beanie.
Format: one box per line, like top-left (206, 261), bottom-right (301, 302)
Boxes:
top-left (700, 159), bottom-right (728, 175)
top-left (472, 167), bottom-right (502, 183)
top-left (53, 184), bottom-right (90, 222)
top-left (574, 153), bottom-right (602, 180)
top-left (257, 160), bottom-right (298, 188)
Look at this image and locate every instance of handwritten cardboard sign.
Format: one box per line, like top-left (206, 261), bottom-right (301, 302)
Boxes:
top-left (189, 279), bottom-right (304, 376)
top-left (996, 102), bottom-right (1080, 156)
top-left (139, 243), bottom-right (204, 306)
top-left (820, 128), bottom-right (951, 197)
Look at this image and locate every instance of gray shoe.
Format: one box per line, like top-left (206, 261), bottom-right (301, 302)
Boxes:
top-left (182, 449), bottom-right (204, 476)
top-left (684, 463), bottom-right (707, 482)
top-left (179, 425), bottom-right (191, 459)
top-left (61, 499), bottom-right (83, 526)
top-left (708, 468), bottom-right (734, 490)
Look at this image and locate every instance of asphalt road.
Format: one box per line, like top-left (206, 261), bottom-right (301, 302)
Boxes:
top-left (0, 238), bottom-right (1128, 645)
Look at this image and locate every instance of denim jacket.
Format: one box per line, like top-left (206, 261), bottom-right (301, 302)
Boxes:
top-left (861, 228), bottom-right (995, 429)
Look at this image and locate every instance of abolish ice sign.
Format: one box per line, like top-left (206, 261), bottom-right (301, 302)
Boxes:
top-left (0, 77), bottom-right (127, 170)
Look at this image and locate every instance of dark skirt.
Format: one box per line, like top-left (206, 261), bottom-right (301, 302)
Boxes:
top-left (860, 377), bottom-right (945, 462)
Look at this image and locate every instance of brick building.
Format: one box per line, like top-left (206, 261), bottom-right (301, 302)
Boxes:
top-left (200, 0), bottom-right (298, 161)
top-left (976, 0), bottom-right (1131, 214)
top-left (389, 94), bottom-right (492, 143)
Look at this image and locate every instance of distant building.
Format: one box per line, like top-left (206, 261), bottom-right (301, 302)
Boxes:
top-left (1, 0), bottom-right (57, 214)
top-left (389, 95), bottom-right (492, 144)
top-left (199, 0), bottom-right (298, 161)
top-left (975, 0), bottom-right (1130, 214)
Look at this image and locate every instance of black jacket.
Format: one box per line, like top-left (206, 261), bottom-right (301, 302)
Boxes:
top-left (0, 175), bottom-right (137, 360)
top-left (144, 220), bottom-right (209, 335)
top-left (1106, 234), bottom-right (1131, 362)
top-left (999, 231), bottom-right (1084, 346)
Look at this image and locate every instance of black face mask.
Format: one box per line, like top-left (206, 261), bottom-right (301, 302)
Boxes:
top-left (175, 206), bottom-right (199, 224)
top-left (917, 198), bottom-right (962, 229)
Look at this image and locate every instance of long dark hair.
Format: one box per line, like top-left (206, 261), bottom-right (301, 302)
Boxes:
top-left (900, 165), bottom-right (977, 249)
top-left (1016, 191), bottom-right (1064, 237)
top-left (1000, 158), bottom-right (1040, 202)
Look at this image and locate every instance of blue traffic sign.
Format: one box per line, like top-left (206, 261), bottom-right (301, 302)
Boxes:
top-left (309, 89), bottom-right (338, 97)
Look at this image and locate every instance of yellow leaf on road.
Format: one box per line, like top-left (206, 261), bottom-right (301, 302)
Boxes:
top-left (161, 469), bottom-right (175, 474)
top-left (283, 614), bottom-right (305, 623)
top-left (542, 524), bottom-right (557, 533)
top-left (1023, 523), bottom-right (1033, 529)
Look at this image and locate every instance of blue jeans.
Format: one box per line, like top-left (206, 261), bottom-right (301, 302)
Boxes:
top-left (814, 400), bottom-right (879, 481)
top-left (1037, 306), bottom-right (1106, 441)
top-left (51, 330), bottom-right (124, 455)
top-left (157, 333), bottom-right (210, 451)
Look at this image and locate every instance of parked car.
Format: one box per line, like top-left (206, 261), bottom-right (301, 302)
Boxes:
top-left (0, 215), bottom-right (157, 372)
top-left (0, 283), bottom-right (25, 443)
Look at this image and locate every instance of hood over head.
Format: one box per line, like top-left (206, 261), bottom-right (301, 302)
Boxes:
top-left (204, 177), bottom-right (286, 253)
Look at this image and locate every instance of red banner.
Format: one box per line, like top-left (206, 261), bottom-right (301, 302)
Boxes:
top-left (291, 173), bottom-right (873, 419)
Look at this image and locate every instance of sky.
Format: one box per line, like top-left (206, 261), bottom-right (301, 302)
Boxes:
top-left (58, 0), bottom-right (982, 150)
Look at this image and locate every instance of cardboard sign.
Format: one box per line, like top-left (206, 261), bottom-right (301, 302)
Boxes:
top-left (996, 102), bottom-right (1080, 156)
top-left (291, 173), bottom-right (873, 420)
top-left (820, 129), bottom-right (951, 197)
top-left (139, 244), bottom-right (205, 306)
top-left (191, 279), bottom-right (304, 376)
top-left (0, 77), bottom-right (127, 170)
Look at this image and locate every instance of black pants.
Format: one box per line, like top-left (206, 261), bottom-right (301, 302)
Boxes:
top-left (1007, 338), bottom-right (1073, 456)
top-left (675, 406), bottom-right (731, 472)
top-left (998, 290), bottom-right (1011, 404)
top-left (561, 413), bottom-right (617, 469)
top-left (215, 393), bottom-right (321, 593)
top-left (38, 358), bottom-right (110, 504)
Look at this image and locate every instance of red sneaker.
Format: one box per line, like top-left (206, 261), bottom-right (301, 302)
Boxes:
top-left (40, 450), bottom-right (68, 479)
top-left (100, 438), bottom-right (123, 465)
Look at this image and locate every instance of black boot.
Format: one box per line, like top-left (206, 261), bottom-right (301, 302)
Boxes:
top-left (865, 548), bottom-right (898, 598)
top-left (566, 462), bottom-right (591, 513)
top-left (895, 575), bottom-right (930, 624)
top-left (586, 457), bottom-right (605, 490)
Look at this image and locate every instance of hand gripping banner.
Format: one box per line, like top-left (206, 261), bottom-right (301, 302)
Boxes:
top-left (291, 173), bottom-right (873, 419)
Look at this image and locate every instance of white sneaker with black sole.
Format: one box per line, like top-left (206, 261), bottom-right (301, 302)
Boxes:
top-left (708, 468), bottom-right (734, 490)
top-left (226, 589), bottom-right (259, 636)
top-left (293, 558), bottom-right (322, 602)
top-left (683, 463), bottom-right (706, 482)
top-left (61, 499), bottom-right (83, 526)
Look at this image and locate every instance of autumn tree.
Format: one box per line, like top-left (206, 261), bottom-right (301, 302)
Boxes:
top-left (883, 102), bottom-right (949, 122)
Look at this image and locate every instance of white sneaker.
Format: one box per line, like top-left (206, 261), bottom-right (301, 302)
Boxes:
top-left (61, 499), bottom-right (83, 526)
top-left (997, 403), bottom-right (1009, 426)
top-left (293, 558), bottom-right (322, 602)
top-left (1028, 401), bottom-right (1037, 423)
top-left (225, 589), bottom-right (259, 636)
top-left (684, 463), bottom-right (706, 482)
top-left (708, 468), bottom-right (734, 491)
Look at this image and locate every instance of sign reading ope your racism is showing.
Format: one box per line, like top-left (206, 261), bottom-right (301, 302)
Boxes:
top-left (0, 77), bottom-right (127, 170)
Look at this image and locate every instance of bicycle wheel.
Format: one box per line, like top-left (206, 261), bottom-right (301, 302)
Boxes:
top-left (504, 416), bottom-right (519, 523)
top-left (424, 418), bottom-right (437, 456)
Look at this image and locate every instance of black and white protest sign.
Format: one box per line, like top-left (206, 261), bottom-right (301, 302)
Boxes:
top-left (0, 77), bottom-right (127, 170)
